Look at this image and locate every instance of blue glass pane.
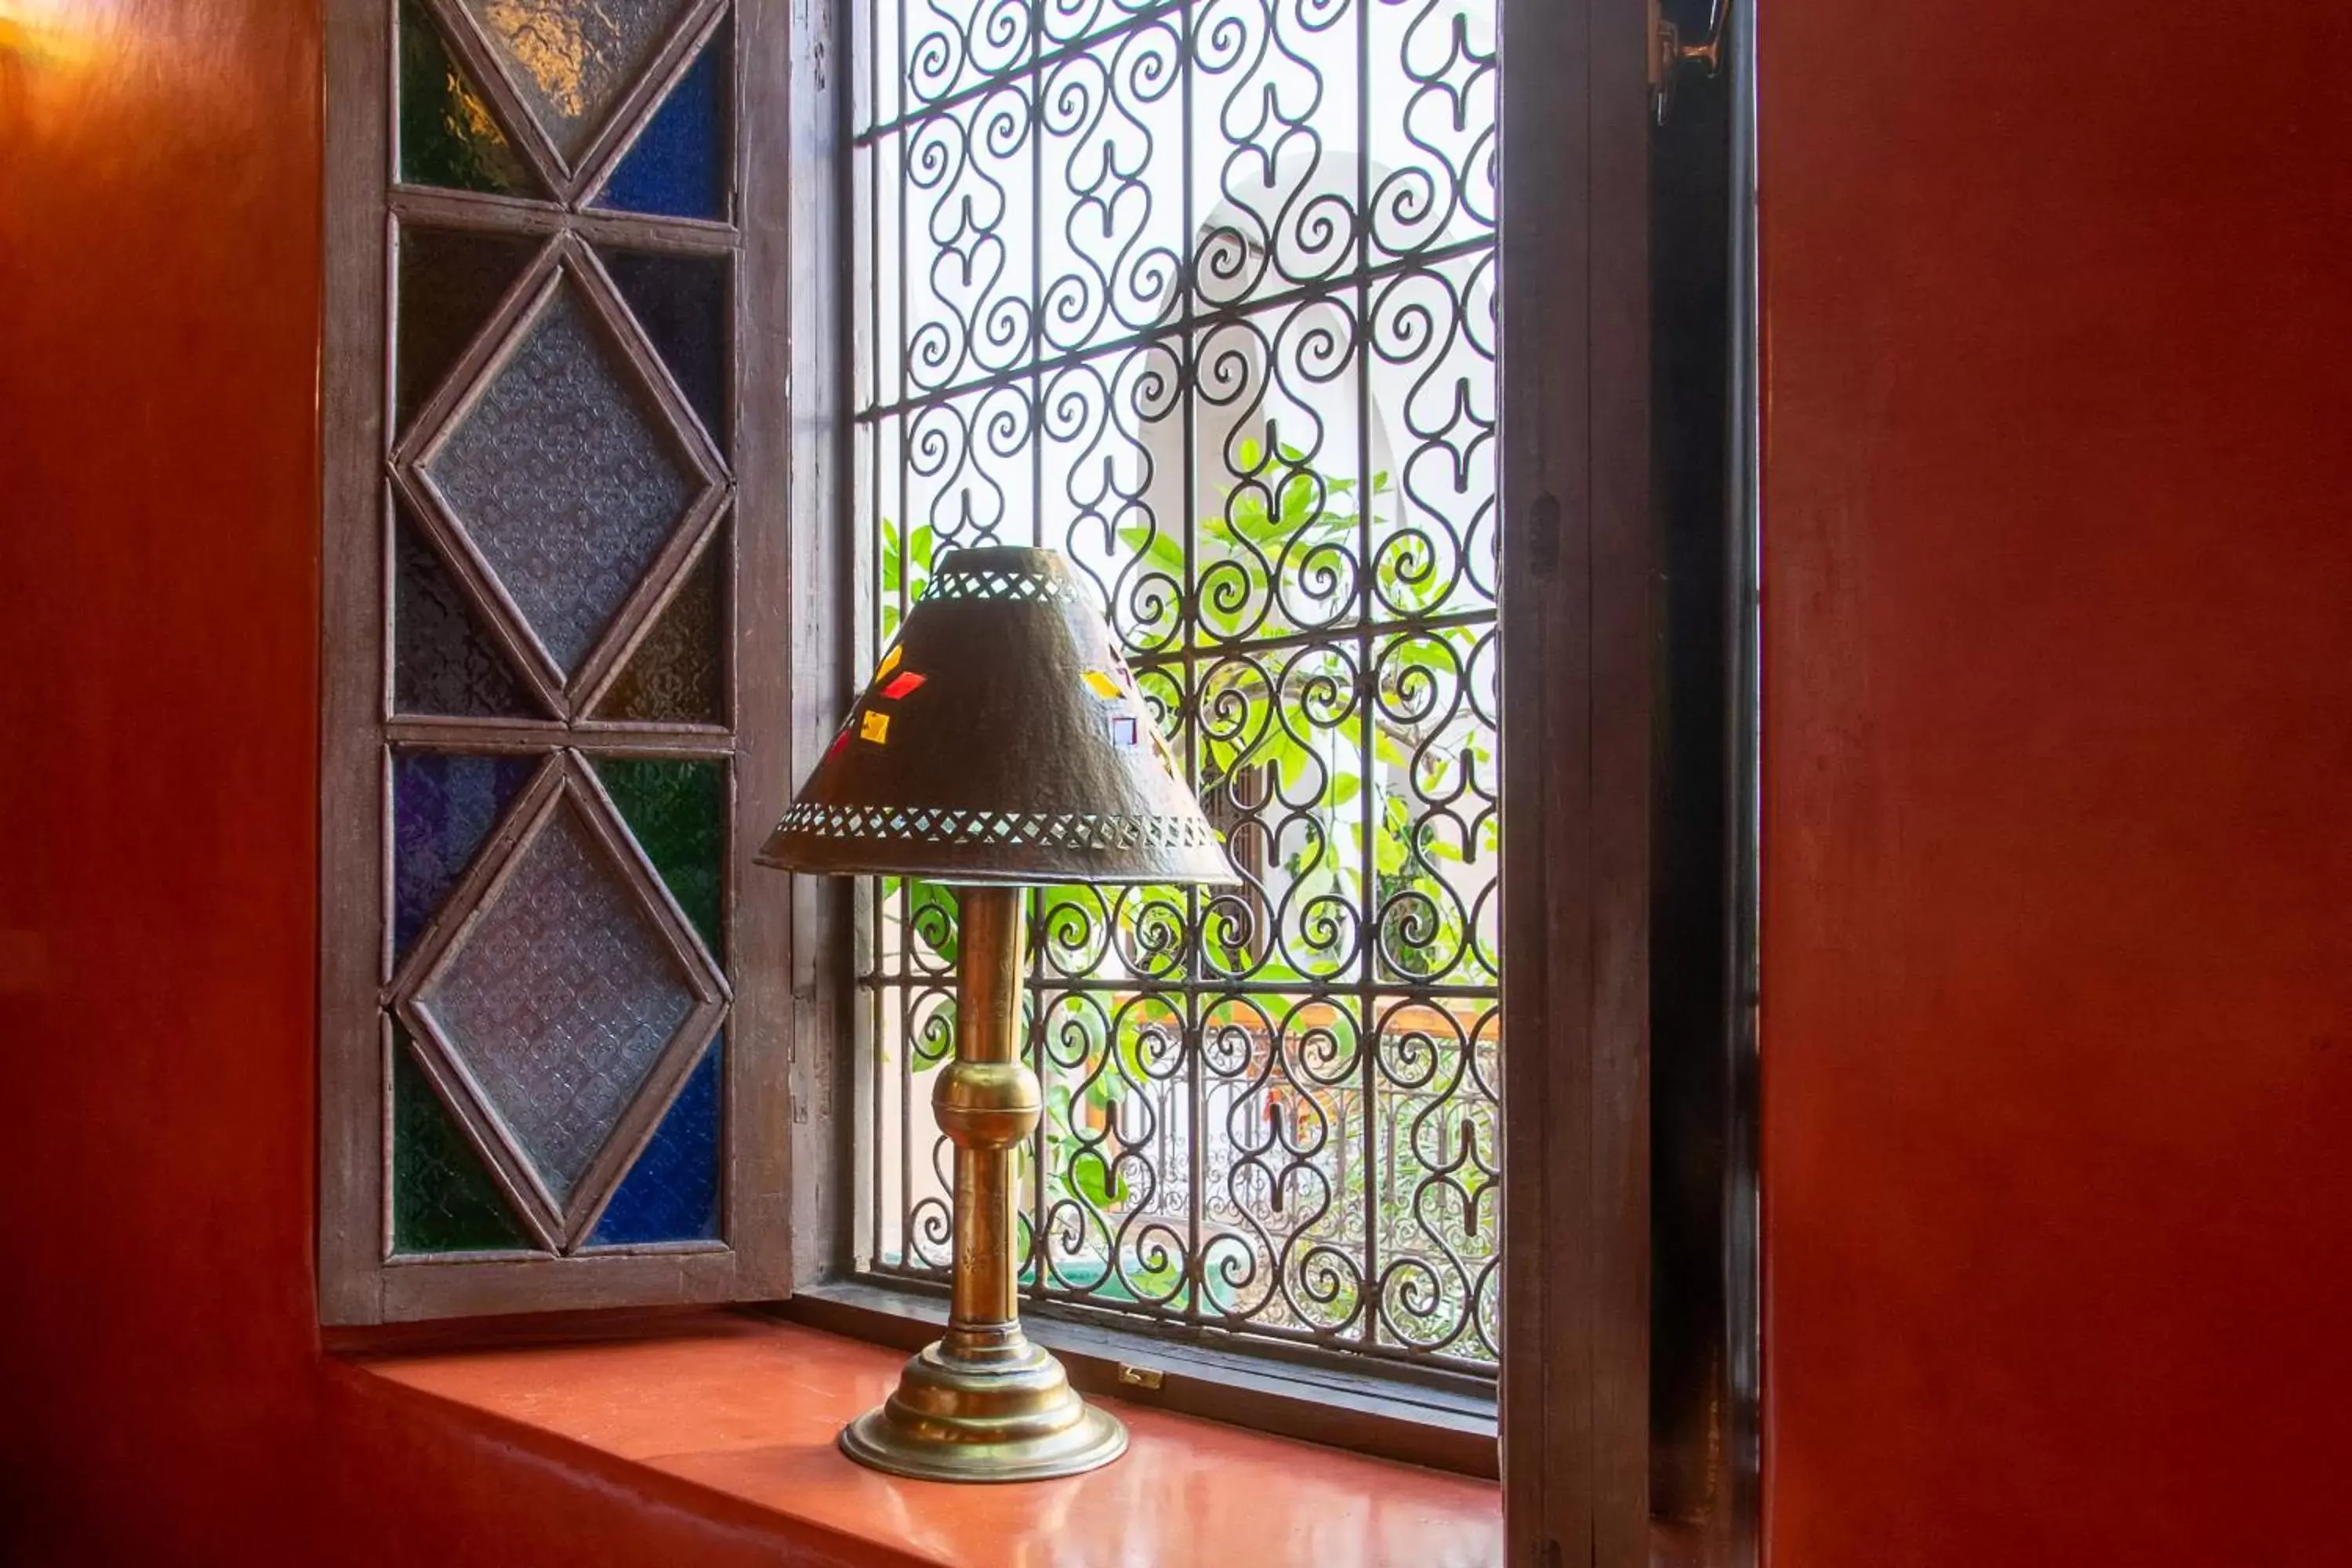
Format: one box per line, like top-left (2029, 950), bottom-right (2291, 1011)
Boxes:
top-left (593, 18), bottom-right (728, 221)
top-left (589, 1036), bottom-right (721, 1244)
top-left (392, 752), bottom-right (537, 960)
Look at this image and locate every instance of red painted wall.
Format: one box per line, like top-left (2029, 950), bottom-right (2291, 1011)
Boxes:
top-left (1760, 3), bottom-right (2352, 1564)
top-left (12, 0), bottom-right (2347, 1560)
top-left (0, 4), bottom-right (817, 1562)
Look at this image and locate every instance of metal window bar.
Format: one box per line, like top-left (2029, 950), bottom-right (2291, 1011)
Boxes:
top-left (852, 0), bottom-right (1498, 1373)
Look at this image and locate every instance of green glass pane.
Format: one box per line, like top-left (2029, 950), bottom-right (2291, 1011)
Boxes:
top-left (391, 1025), bottom-right (531, 1253)
top-left (398, 0), bottom-right (539, 196)
top-left (592, 535), bottom-right (724, 724)
top-left (595, 757), bottom-right (724, 960)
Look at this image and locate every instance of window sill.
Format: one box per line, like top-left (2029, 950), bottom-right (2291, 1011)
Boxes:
top-left (336, 1309), bottom-right (1502, 1568)
top-left (775, 1279), bottom-right (1498, 1478)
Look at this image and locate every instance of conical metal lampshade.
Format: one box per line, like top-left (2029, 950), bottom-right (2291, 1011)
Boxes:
top-left (757, 546), bottom-right (1232, 887)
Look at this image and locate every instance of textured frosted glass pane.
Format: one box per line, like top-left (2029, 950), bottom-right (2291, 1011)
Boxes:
top-left (594, 756), bottom-right (723, 959)
top-left (393, 507), bottom-right (537, 719)
top-left (593, 17), bottom-right (728, 222)
top-left (397, 226), bottom-right (539, 434)
top-left (398, 0), bottom-right (538, 195)
top-left (417, 801), bottom-right (695, 1204)
top-left (588, 1036), bottom-right (720, 1244)
top-left (426, 284), bottom-right (694, 677)
top-left (463, 0), bottom-right (691, 162)
top-left (599, 246), bottom-right (728, 447)
top-left (391, 750), bottom-right (538, 960)
top-left (591, 540), bottom-right (723, 725)
top-left (392, 1025), bottom-right (532, 1253)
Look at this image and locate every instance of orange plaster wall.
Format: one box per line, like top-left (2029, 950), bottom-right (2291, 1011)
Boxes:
top-left (1759, 2), bottom-right (2352, 1564)
top-left (0, 4), bottom-right (826, 1562)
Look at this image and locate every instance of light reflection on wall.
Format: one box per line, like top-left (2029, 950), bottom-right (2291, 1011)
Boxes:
top-left (0, 0), bottom-right (103, 76)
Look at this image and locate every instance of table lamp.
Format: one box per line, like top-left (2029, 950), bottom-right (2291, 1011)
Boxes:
top-left (758, 544), bottom-right (1232, 1483)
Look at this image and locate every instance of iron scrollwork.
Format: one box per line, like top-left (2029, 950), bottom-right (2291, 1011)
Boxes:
top-left (857, 0), bottom-right (1499, 1371)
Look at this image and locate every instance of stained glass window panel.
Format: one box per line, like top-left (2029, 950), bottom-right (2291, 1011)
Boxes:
top-left (415, 800), bottom-right (699, 1206)
top-left (590, 536), bottom-right (725, 726)
top-left (425, 281), bottom-right (696, 678)
top-left (397, 0), bottom-right (540, 196)
top-left (587, 1037), bottom-right (722, 1244)
top-left (396, 225), bottom-right (541, 434)
top-left (461, 0), bottom-right (693, 162)
top-left (392, 506), bottom-right (540, 719)
top-left (392, 1026), bottom-right (532, 1253)
top-left (594, 755), bottom-right (724, 960)
top-left (391, 749), bottom-right (538, 961)
top-left (344, 0), bottom-right (756, 1305)
top-left (598, 245), bottom-right (729, 447)
top-left (592, 17), bottom-right (730, 222)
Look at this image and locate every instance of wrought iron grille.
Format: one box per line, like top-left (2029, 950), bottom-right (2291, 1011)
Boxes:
top-left (852, 0), bottom-right (1499, 1370)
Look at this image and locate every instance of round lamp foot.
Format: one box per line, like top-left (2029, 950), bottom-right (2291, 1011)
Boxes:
top-left (837, 1331), bottom-right (1129, 1483)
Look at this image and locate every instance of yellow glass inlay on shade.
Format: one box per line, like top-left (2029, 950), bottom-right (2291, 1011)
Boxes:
top-left (876, 644), bottom-right (902, 680)
top-left (1081, 670), bottom-right (1121, 700)
top-left (859, 710), bottom-right (891, 744)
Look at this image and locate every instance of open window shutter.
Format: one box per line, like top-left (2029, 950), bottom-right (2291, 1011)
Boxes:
top-left (321, 0), bottom-right (793, 1323)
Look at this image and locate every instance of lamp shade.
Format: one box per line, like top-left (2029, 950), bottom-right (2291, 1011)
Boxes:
top-left (757, 546), bottom-right (1233, 886)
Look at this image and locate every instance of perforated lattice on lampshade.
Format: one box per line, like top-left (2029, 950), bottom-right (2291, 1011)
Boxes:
top-left (758, 546), bottom-right (1234, 887)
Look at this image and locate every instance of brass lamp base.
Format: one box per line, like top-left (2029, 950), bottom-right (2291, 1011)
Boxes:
top-left (838, 1325), bottom-right (1127, 1483)
top-left (833, 887), bottom-right (1129, 1484)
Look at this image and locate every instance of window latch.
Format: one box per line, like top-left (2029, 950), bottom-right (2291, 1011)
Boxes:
top-left (1650, 0), bottom-right (1730, 125)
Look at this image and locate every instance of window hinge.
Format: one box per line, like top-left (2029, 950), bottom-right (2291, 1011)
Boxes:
top-left (1114, 1362), bottom-right (1165, 1392)
top-left (1650, 0), bottom-right (1730, 125)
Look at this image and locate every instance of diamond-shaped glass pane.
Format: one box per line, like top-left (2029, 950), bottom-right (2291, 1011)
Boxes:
top-left (416, 799), bottom-right (698, 1206)
top-left (425, 282), bottom-right (694, 678)
top-left (461, 0), bottom-right (693, 162)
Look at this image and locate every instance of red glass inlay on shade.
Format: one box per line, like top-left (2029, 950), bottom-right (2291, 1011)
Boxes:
top-left (880, 671), bottom-right (926, 700)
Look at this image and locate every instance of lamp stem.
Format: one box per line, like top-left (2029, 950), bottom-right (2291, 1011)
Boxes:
top-left (833, 880), bottom-right (1124, 1479)
top-left (949, 884), bottom-right (1025, 1335)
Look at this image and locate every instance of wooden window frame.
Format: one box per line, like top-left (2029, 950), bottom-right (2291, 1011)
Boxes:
top-left (1490, 1), bottom-right (1655, 1560)
top-left (779, 0), bottom-right (1665, 1556)
top-left (322, 0), bottom-right (1681, 1559)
